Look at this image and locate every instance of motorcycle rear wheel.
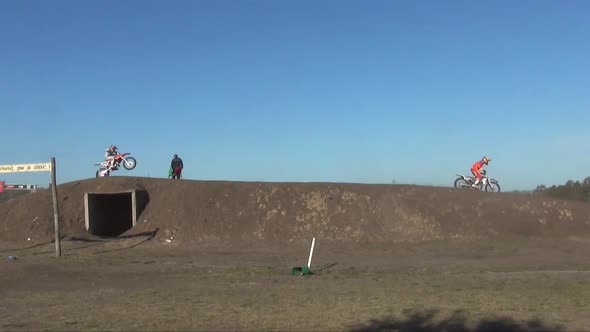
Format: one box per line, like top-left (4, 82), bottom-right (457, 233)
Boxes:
top-left (454, 177), bottom-right (471, 189)
top-left (96, 169), bottom-right (109, 177)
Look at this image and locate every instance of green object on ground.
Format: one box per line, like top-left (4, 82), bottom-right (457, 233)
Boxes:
top-left (291, 266), bottom-right (313, 276)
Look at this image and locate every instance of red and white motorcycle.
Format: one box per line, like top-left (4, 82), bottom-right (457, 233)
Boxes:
top-left (95, 152), bottom-right (137, 177)
top-left (453, 170), bottom-right (501, 192)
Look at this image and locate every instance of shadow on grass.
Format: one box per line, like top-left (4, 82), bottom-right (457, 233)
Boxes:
top-left (349, 309), bottom-right (562, 332)
top-left (28, 229), bottom-right (159, 255)
top-left (69, 229), bottom-right (159, 243)
top-left (65, 229), bottom-right (160, 252)
top-left (92, 228), bottom-right (159, 254)
top-left (0, 235), bottom-right (67, 253)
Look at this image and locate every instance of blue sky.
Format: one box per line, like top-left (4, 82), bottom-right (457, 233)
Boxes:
top-left (1, 0), bottom-right (589, 191)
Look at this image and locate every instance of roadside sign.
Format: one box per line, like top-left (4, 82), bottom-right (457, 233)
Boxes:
top-left (0, 158), bottom-right (61, 257)
top-left (4, 184), bottom-right (37, 190)
top-left (0, 163), bottom-right (52, 173)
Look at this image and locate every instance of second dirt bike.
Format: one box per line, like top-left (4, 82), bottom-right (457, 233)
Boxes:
top-left (95, 152), bottom-right (137, 177)
top-left (453, 170), bottom-right (501, 192)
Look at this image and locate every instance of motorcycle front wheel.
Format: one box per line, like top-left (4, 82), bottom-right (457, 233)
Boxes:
top-left (122, 157), bottom-right (137, 170)
top-left (485, 181), bottom-right (501, 192)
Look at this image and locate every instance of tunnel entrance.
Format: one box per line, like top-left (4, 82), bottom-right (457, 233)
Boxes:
top-left (84, 190), bottom-right (149, 237)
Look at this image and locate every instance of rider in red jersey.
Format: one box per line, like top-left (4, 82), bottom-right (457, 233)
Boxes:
top-left (471, 156), bottom-right (491, 187)
top-left (104, 145), bottom-right (119, 170)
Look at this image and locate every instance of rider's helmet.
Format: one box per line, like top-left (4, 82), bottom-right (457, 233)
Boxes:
top-left (482, 156), bottom-right (491, 165)
top-left (109, 145), bottom-right (118, 153)
top-left (173, 154), bottom-right (178, 158)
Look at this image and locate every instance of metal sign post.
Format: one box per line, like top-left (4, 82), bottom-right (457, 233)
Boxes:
top-left (0, 158), bottom-right (61, 257)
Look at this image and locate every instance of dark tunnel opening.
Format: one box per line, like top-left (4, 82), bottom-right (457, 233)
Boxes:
top-left (84, 190), bottom-right (149, 237)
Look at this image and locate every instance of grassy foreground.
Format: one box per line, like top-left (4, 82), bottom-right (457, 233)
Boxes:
top-left (1, 240), bottom-right (590, 331)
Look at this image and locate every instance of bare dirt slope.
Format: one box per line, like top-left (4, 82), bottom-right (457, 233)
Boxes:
top-left (1, 176), bottom-right (590, 245)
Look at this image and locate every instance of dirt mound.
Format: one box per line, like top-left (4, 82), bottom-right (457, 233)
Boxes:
top-left (1, 177), bottom-right (590, 245)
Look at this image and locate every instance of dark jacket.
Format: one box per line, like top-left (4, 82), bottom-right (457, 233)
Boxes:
top-left (171, 157), bottom-right (183, 170)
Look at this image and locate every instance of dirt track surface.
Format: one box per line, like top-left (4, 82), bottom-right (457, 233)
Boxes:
top-left (1, 176), bottom-right (590, 246)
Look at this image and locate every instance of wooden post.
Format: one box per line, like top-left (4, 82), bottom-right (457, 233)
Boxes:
top-left (51, 157), bottom-right (61, 257)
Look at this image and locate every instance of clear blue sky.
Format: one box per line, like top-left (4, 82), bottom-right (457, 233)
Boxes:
top-left (1, 0), bottom-right (589, 191)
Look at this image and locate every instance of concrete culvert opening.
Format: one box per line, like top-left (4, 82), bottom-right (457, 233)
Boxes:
top-left (84, 190), bottom-right (149, 237)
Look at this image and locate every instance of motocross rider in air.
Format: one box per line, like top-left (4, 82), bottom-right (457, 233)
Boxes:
top-left (105, 145), bottom-right (119, 170)
top-left (471, 156), bottom-right (491, 188)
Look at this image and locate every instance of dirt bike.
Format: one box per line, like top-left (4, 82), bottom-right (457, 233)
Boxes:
top-left (94, 152), bottom-right (137, 177)
top-left (453, 170), bottom-right (501, 192)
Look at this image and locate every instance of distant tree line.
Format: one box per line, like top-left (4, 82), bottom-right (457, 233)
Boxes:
top-left (534, 177), bottom-right (590, 202)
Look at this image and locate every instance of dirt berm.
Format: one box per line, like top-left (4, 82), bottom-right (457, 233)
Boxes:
top-left (1, 177), bottom-right (590, 245)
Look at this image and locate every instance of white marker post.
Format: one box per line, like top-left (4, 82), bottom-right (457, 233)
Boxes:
top-left (0, 158), bottom-right (60, 257)
top-left (307, 237), bottom-right (316, 269)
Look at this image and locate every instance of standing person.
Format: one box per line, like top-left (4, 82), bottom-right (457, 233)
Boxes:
top-left (170, 154), bottom-right (183, 179)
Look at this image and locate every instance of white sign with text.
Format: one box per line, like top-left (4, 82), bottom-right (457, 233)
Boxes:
top-left (0, 162), bottom-right (52, 173)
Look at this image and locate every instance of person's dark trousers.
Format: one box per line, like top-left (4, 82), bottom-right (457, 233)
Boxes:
top-left (172, 167), bottom-right (182, 179)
